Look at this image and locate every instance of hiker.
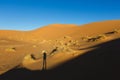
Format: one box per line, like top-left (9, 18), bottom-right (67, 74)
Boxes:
top-left (42, 50), bottom-right (47, 70)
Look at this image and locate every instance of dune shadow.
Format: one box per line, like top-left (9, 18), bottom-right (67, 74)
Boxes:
top-left (1, 38), bottom-right (120, 80)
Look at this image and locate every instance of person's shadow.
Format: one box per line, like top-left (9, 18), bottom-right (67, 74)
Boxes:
top-left (1, 38), bottom-right (120, 80)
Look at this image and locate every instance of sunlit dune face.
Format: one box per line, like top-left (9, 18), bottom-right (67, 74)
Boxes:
top-left (0, 20), bottom-right (120, 75)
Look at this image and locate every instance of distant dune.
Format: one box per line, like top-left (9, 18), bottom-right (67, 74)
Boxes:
top-left (0, 20), bottom-right (120, 80)
top-left (0, 20), bottom-right (120, 40)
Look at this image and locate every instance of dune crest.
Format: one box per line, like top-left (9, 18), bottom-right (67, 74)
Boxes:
top-left (47, 24), bottom-right (78, 27)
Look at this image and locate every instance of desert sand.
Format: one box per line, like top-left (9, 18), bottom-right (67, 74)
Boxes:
top-left (0, 20), bottom-right (120, 80)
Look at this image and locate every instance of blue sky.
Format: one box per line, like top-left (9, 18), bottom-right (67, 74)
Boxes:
top-left (0, 0), bottom-right (120, 30)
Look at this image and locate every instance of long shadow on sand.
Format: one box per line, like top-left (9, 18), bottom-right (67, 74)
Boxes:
top-left (1, 38), bottom-right (120, 80)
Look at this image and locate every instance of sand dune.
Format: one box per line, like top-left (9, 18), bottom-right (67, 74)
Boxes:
top-left (0, 20), bottom-right (120, 78)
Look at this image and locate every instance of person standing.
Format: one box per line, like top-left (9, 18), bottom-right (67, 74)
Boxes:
top-left (42, 50), bottom-right (47, 70)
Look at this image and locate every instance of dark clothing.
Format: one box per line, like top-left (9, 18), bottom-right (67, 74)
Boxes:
top-left (43, 53), bottom-right (47, 60)
top-left (42, 53), bottom-right (47, 70)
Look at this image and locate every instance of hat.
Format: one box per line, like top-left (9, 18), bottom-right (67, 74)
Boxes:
top-left (42, 50), bottom-right (46, 53)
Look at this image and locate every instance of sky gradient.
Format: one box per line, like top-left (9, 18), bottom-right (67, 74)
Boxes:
top-left (0, 0), bottom-right (120, 30)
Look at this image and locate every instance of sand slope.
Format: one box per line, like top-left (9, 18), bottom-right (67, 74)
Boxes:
top-left (0, 20), bottom-right (120, 75)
